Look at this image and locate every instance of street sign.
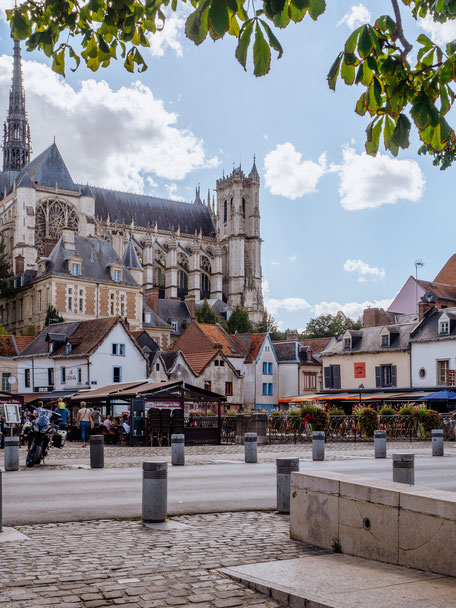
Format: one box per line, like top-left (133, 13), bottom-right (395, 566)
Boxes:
top-left (4, 404), bottom-right (21, 424)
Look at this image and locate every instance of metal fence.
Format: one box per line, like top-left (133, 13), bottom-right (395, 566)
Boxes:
top-left (184, 415), bottom-right (237, 444)
top-left (267, 414), bottom-right (456, 443)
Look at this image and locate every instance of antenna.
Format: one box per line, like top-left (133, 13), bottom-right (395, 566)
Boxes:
top-left (415, 259), bottom-right (424, 279)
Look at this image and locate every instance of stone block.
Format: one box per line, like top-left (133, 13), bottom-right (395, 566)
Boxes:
top-left (290, 488), bottom-right (338, 549)
top-left (398, 509), bottom-right (456, 577)
top-left (339, 478), bottom-right (401, 507)
top-left (399, 487), bottom-right (456, 521)
top-left (338, 497), bottom-right (399, 564)
top-left (291, 472), bottom-right (340, 495)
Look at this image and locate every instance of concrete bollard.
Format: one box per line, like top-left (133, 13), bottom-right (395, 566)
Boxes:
top-left (171, 434), bottom-right (185, 466)
top-left (392, 453), bottom-right (415, 485)
top-left (89, 435), bottom-right (104, 469)
top-left (0, 470), bottom-right (2, 533)
top-left (276, 458), bottom-right (300, 514)
top-left (374, 430), bottom-right (387, 458)
top-left (431, 429), bottom-right (444, 457)
top-left (142, 462), bottom-right (167, 523)
top-left (244, 433), bottom-right (258, 463)
top-left (4, 436), bottom-right (19, 471)
top-left (312, 431), bottom-right (325, 461)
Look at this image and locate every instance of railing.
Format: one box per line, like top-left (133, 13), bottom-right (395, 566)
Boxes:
top-left (267, 414), bottom-right (456, 443)
top-left (184, 415), bottom-right (237, 444)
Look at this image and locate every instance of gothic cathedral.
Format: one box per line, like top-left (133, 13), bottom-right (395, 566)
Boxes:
top-left (0, 40), bottom-right (264, 339)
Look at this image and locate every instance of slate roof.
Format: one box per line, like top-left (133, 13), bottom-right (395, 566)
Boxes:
top-left (196, 298), bottom-right (233, 320)
top-left (19, 321), bottom-right (80, 357)
top-left (158, 299), bottom-right (190, 333)
top-left (160, 351), bottom-right (179, 373)
top-left (122, 239), bottom-right (142, 270)
top-left (44, 235), bottom-right (139, 286)
top-left (273, 341), bottom-right (298, 362)
top-left (411, 308), bottom-right (456, 342)
top-left (143, 301), bottom-right (173, 329)
top-left (322, 324), bottom-right (416, 357)
top-left (89, 185), bottom-right (216, 235)
top-left (131, 331), bottom-right (160, 353)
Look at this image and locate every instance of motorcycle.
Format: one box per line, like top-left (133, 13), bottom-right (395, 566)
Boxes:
top-left (22, 408), bottom-right (67, 467)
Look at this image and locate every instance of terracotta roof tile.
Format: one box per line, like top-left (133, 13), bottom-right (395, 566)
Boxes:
top-left (198, 324), bottom-right (242, 356)
top-left (183, 350), bottom-right (217, 374)
top-left (0, 336), bottom-right (17, 357)
top-left (434, 255), bottom-right (456, 285)
top-left (418, 280), bottom-right (456, 302)
top-left (14, 336), bottom-right (34, 353)
top-left (299, 338), bottom-right (333, 354)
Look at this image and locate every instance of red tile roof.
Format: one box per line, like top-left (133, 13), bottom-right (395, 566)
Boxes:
top-left (434, 255), bottom-right (456, 285)
top-left (182, 350), bottom-right (218, 374)
top-left (230, 333), bottom-right (267, 362)
top-left (0, 335), bottom-right (34, 357)
top-left (13, 336), bottom-right (34, 353)
top-left (418, 280), bottom-right (456, 302)
top-left (299, 338), bottom-right (333, 354)
top-left (198, 324), bottom-right (242, 356)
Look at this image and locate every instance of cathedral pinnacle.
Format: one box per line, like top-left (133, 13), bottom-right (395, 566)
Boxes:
top-left (3, 38), bottom-right (31, 172)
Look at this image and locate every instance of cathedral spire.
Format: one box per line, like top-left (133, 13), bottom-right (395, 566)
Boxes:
top-left (3, 38), bottom-right (31, 172)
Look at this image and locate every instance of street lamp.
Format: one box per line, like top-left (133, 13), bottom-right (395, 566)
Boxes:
top-left (358, 384), bottom-right (364, 406)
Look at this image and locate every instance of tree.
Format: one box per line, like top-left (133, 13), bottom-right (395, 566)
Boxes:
top-left (303, 311), bottom-right (361, 339)
top-left (0, 238), bottom-right (13, 298)
top-left (256, 311), bottom-right (284, 341)
top-left (44, 305), bottom-right (64, 326)
top-left (196, 299), bottom-right (217, 324)
top-left (0, 323), bottom-right (8, 335)
top-left (226, 306), bottom-right (254, 334)
top-left (9, 1), bottom-right (456, 167)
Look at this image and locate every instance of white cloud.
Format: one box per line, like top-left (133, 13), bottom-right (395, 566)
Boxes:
top-left (264, 143), bottom-right (327, 200)
top-left (147, 8), bottom-right (187, 58)
top-left (265, 296), bottom-right (312, 317)
top-left (0, 54), bottom-right (218, 193)
top-left (271, 261), bottom-right (280, 266)
top-left (0, 1), bottom-right (11, 21)
top-left (288, 254), bottom-right (299, 262)
top-left (419, 15), bottom-right (456, 46)
top-left (332, 147), bottom-right (425, 211)
top-left (165, 183), bottom-right (186, 201)
top-left (344, 258), bottom-right (386, 281)
top-left (314, 299), bottom-right (393, 320)
top-left (337, 4), bottom-right (371, 30)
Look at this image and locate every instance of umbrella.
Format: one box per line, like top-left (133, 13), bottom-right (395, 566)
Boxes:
top-left (418, 390), bottom-right (456, 400)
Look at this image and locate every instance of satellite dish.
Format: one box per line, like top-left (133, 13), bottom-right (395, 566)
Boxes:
top-left (8, 376), bottom-right (17, 385)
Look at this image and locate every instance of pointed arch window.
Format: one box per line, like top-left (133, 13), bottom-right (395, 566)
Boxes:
top-left (242, 197), bottom-right (246, 219)
top-left (224, 200), bottom-right (227, 223)
top-left (201, 256), bottom-right (211, 299)
top-left (177, 253), bottom-right (189, 299)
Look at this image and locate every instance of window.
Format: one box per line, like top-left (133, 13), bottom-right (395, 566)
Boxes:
top-left (67, 288), bottom-right (72, 311)
top-left (344, 338), bottom-right (351, 349)
top-left (204, 380), bottom-right (212, 391)
top-left (242, 197), bottom-right (246, 219)
top-left (112, 343), bottom-right (126, 356)
top-left (156, 363), bottom-right (160, 371)
top-left (66, 342), bottom-right (72, 354)
top-left (324, 365), bottom-right (341, 389)
top-left (381, 335), bottom-right (389, 347)
top-left (113, 269), bottom-right (120, 282)
top-left (171, 321), bottom-right (178, 332)
top-left (215, 360), bottom-right (219, 367)
top-left (38, 290), bottom-right (42, 312)
top-left (113, 366), bottom-right (122, 383)
top-left (48, 368), bottom-right (54, 387)
top-left (77, 368), bottom-right (82, 384)
top-left (1, 373), bottom-right (10, 391)
top-left (262, 383), bottom-right (268, 395)
top-left (263, 362), bottom-right (267, 374)
top-left (224, 200), bottom-right (227, 222)
top-left (61, 366), bottom-right (66, 384)
top-left (303, 372), bottom-right (317, 390)
top-left (120, 294), bottom-right (125, 316)
top-left (437, 360), bottom-right (449, 385)
top-left (24, 368), bottom-right (31, 388)
top-left (439, 321), bottom-right (449, 335)
top-left (225, 382), bottom-right (233, 396)
top-left (268, 362), bottom-right (273, 375)
top-left (375, 364), bottom-right (397, 388)
top-left (110, 293), bottom-right (115, 315)
top-left (79, 289), bottom-right (84, 313)
top-left (268, 383), bottom-right (273, 395)
top-left (220, 360), bottom-right (224, 367)
top-left (72, 263), bottom-right (79, 276)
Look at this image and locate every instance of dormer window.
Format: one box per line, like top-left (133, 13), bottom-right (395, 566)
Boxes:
top-left (344, 338), bottom-right (351, 350)
top-left (66, 342), bottom-right (72, 354)
top-left (72, 263), bottom-right (80, 276)
top-left (113, 269), bottom-right (120, 282)
top-left (439, 320), bottom-right (449, 335)
top-left (382, 334), bottom-right (389, 347)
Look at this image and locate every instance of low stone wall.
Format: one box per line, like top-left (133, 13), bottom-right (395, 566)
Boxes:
top-left (290, 471), bottom-right (456, 578)
top-left (235, 414), bottom-right (268, 444)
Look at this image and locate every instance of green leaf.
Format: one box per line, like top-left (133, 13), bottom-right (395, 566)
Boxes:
top-left (355, 92), bottom-right (367, 116)
top-left (308, 0), bottom-right (325, 20)
top-left (235, 20), bottom-right (253, 69)
top-left (344, 27), bottom-right (360, 54)
top-left (365, 117), bottom-right (383, 156)
top-left (358, 25), bottom-right (373, 59)
top-left (383, 115), bottom-right (395, 150)
top-left (341, 60), bottom-right (355, 85)
top-left (327, 52), bottom-right (342, 91)
top-left (260, 20), bottom-right (283, 58)
top-left (11, 11), bottom-right (32, 40)
top-left (417, 33), bottom-right (433, 48)
top-left (208, 0), bottom-right (230, 37)
top-left (186, 6), bottom-right (210, 45)
top-left (52, 49), bottom-right (65, 77)
top-left (392, 113), bottom-right (411, 149)
top-left (411, 92), bottom-right (432, 130)
top-left (253, 22), bottom-right (271, 77)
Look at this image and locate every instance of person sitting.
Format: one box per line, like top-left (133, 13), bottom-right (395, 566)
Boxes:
top-left (122, 415), bottom-right (130, 435)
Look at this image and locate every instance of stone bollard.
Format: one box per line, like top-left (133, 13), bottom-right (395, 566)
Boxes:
top-left (171, 434), bottom-right (185, 466)
top-left (4, 436), bottom-right (19, 471)
top-left (431, 429), bottom-right (444, 457)
top-left (374, 430), bottom-right (387, 458)
top-left (312, 431), bottom-right (325, 461)
top-left (89, 435), bottom-right (104, 469)
top-left (0, 470), bottom-right (2, 533)
top-left (392, 453), bottom-right (415, 485)
top-left (276, 458), bottom-right (300, 514)
top-left (244, 433), bottom-right (257, 463)
top-left (142, 462), bottom-right (167, 523)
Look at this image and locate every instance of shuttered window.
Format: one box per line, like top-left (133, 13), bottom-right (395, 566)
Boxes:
top-left (324, 365), bottom-right (341, 389)
top-left (375, 365), bottom-right (397, 388)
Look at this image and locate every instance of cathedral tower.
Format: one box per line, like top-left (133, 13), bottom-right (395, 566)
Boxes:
top-left (3, 38), bottom-right (31, 172)
top-left (216, 158), bottom-right (263, 324)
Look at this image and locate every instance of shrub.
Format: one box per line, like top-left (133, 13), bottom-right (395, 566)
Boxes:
top-left (288, 409), bottom-right (301, 417)
top-left (399, 405), bottom-right (414, 416)
top-left (413, 408), bottom-right (440, 432)
top-left (379, 407), bottom-right (396, 416)
top-left (205, 410), bottom-right (216, 416)
top-left (270, 411), bottom-right (282, 417)
top-left (358, 408), bottom-right (379, 438)
top-left (225, 410), bottom-right (237, 417)
top-left (189, 409), bottom-right (204, 417)
top-left (299, 404), bottom-right (329, 431)
top-left (329, 408), bottom-right (345, 416)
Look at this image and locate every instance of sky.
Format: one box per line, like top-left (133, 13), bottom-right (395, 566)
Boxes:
top-left (0, 2), bottom-right (456, 332)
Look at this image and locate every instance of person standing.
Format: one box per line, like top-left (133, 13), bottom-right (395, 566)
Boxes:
top-left (91, 406), bottom-right (102, 434)
top-left (76, 401), bottom-right (93, 447)
top-left (56, 400), bottom-right (69, 430)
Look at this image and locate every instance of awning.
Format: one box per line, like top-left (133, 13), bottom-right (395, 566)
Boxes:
top-left (289, 391), bottom-right (434, 403)
top-left (19, 391), bottom-right (76, 404)
top-left (70, 380), bottom-right (152, 401)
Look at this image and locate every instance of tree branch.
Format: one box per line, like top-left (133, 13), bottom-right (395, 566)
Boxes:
top-left (391, 0), bottom-right (413, 62)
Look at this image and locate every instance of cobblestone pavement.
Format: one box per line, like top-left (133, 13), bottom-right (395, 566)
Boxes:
top-left (10, 440), bottom-right (456, 470)
top-left (0, 512), bottom-right (325, 608)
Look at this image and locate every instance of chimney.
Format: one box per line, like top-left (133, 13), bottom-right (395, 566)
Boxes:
top-left (43, 238), bottom-right (57, 257)
top-left (213, 342), bottom-right (223, 350)
top-left (418, 300), bottom-right (435, 320)
top-left (144, 287), bottom-right (159, 314)
top-left (62, 228), bottom-right (75, 250)
top-left (185, 295), bottom-right (196, 320)
top-left (362, 307), bottom-right (392, 328)
top-left (15, 254), bottom-right (24, 275)
top-left (306, 347), bottom-right (313, 362)
top-left (286, 330), bottom-right (299, 341)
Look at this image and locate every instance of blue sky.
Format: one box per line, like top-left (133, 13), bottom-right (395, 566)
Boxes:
top-left (0, 1), bottom-right (455, 331)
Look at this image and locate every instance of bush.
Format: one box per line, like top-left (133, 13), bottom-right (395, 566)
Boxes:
top-left (399, 405), bottom-right (414, 416)
top-left (379, 407), bottom-right (396, 416)
top-left (270, 411), bottom-right (282, 417)
top-left (225, 410), bottom-right (237, 416)
top-left (299, 404), bottom-right (329, 431)
top-left (358, 408), bottom-right (379, 438)
top-left (413, 408), bottom-right (440, 432)
top-left (288, 409), bottom-right (301, 417)
top-left (189, 409), bottom-right (204, 417)
top-left (329, 408), bottom-right (345, 416)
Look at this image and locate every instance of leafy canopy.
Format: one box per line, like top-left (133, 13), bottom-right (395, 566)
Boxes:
top-left (303, 311), bottom-right (362, 339)
top-left (196, 298), bottom-right (217, 324)
top-left (255, 310), bottom-right (284, 341)
top-left (9, 0), bottom-right (456, 167)
top-left (226, 305), bottom-right (254, 334)
top-left (44, 305), bottom-right (64, 326)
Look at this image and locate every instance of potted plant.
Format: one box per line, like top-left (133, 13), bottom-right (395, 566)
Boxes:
top-left (358, 408), bottom-right (379, 438)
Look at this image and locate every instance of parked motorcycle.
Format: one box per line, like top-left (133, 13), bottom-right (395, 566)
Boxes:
top-left (22, 408), bottom-right (67, 467)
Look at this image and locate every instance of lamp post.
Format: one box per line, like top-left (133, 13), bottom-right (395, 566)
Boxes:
top-left (358, 384), bottom-right (364, 407)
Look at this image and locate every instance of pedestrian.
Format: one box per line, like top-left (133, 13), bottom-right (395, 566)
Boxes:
top-left (76, 401), bottom-right (93, 447)
top-left (55, 400), bottom-right (69, 430)
top-left (91, 406), bottom-right (102, 433)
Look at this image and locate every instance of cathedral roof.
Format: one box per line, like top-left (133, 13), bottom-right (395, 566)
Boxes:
top-left (88, 185), bottom-right (216, 235)
top-left (15, 143), bottom-right (78, 193)
top-left (44, 234), bottom-right (139, 285)
top-left (122, 238), bottom-right (142, 270)
top-left (249, 156), bottom-right (259, 178)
